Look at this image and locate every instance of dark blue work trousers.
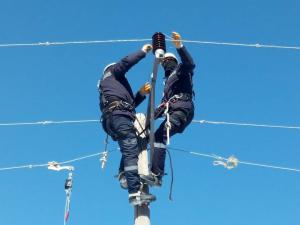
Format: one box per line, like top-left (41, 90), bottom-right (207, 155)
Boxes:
top-left (151, 109), bottom-right (194, 177)
top-left (102, 114), bottom-right (140, 194)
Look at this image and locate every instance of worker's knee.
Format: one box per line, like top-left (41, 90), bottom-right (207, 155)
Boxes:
top-left (109, 115), bottom-right (136, 140)
top-left (169, 109), bottom-right (194, 133)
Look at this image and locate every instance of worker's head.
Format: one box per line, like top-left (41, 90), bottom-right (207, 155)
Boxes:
top-left (103, 62), bottom-right (116, 75)
top-left (162, 52), bottom-right (178, 76)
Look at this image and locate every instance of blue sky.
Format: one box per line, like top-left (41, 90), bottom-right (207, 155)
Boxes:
top-left (0, 0), bottom-right (300, 225)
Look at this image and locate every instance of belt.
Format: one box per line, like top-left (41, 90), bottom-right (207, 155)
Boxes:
top-left (102, 100), bottom-right (134, 115)
top-left (168, 93), bottom-right (192, 103)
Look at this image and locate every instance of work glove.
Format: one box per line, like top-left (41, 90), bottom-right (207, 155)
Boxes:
top-left (142, 44), bottom-right (153, 53)
top-left (172, 31), bottom-right (183, 49)
top-left (139, 82), bottom-right (151, 96)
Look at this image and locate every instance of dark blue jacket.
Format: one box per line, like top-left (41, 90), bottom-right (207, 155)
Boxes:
top-left (162, 46), bottom-right (195, 113)
top-left (99, 50), bottom-right (147, 119)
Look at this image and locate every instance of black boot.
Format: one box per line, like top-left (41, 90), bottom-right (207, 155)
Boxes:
top-left (115, 171), bottom-right (128, 189)
top-left (140, 172), bottom-right (162, 187)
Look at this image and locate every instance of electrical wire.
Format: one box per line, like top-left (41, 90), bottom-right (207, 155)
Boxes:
top-left (1, 118), bottom-right (300, 130)
top-left (2, 145), bottom-right (299, 174)
top-left (0, 151), bottom-right (108, 172)
top-left (0, 119), bottom-right (99, 126)
top-left (195, 119), bottom-right (300, 130)
top-left (169, 147), bottom-right (300, 173)
top-left (0, 38), bottom-right (299, 51)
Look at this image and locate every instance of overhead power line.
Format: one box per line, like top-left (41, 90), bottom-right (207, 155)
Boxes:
top-left (0, 38), bottom-right (299, 51)
top-left (194, 119), bottom-right (300, 130)
top-left (1, 146), bottom-right (300, 174)
top-left (169, 147), bottom-right (300, 173)
top-left (0, 152), bottom-right (104, 172)
top-left (0, 119), bottom-right (99, 126)
top-left (1, 118), bottom-right (300, 130)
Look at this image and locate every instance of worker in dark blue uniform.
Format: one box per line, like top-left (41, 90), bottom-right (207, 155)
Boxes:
top-left (141, 32), bottom-right (196, 186)
top-left (98, 44), bottom-right (156, 205)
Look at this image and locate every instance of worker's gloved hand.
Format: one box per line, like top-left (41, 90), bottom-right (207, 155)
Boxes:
top-left (139, 82), bottom-right (151, 96)
top-left (172, 31), bottom-right (183, 49)
top-left (142, 44), bottom-right (153, 53)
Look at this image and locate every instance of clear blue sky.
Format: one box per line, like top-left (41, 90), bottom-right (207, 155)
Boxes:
top-left (1, 0), bottom-right (300, 225)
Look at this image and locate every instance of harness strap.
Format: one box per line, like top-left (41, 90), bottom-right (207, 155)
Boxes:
top-left (102, 100), bottom-right (134, 115)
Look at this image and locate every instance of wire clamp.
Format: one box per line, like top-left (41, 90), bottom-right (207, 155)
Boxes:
top-left (48, 161), bottom-right (74, 171)
top-left (213, 155), bottom-right (238, 169)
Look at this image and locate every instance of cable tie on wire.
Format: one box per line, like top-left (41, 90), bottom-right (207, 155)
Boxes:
top-left (37, 120), bottom-right (52, 125)
top-left (38, 42), bottom-right (50, 46)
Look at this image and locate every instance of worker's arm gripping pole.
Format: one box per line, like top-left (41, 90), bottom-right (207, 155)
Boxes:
top-left (148, 32), bottom-right (166, 165)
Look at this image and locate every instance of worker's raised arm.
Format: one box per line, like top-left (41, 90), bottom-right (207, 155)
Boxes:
top-left (172, 32), bottom-right (195, 71)
top-left (113, 44), bottom-right (152, 78)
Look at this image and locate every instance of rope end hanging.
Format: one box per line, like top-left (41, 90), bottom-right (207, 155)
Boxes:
top-left (64, 171), bottom-right (74, 225)
top-left (100, 151), bottom-right (108, 169)
top-left (100, 134), bottom-right (109, 170)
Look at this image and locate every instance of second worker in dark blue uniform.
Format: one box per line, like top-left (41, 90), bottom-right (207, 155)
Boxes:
top-left (98, 44), bottom-right (156, 205)
top-left (141, 32), bottom-right (196, 186)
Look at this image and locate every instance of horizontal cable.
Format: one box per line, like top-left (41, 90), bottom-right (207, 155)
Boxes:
top-left (1, 146), bottom-right (300, 174)
top-left (0, 151), bottom-right (105, 172)
top-left (0, 119), bottom-right (99, 126)
top-left (0, 38), bottom-right (299, 51)
top-left (194, 119), bottom-right (300, 130)
top-left (1, 118), bottom-right (300, 130)
top-left (169, 147), bottom-right (300, 173)
top-left (179, 39), bottom-right (300, 50)
top-left (0, 39), bottom-right (152, 48)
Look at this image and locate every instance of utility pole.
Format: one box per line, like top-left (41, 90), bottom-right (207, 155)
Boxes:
top-left (134, 113), bottom-right (150, 225)
top-left (134, 32), bottom-right (166, 225)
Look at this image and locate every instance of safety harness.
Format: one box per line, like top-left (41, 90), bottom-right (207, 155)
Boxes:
top-left (155, 93), bottom-right (192, 119)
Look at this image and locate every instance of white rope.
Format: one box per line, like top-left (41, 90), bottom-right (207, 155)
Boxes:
top-left (169, 147), bottom-right (300, 173)
top-left (0, 38), bottom-right (299, 51)
top-left (164, 102), bottom-right (171, 145)
top-left (193, 119), bottom-right (300, 130)
top-left (0, 152), bottom-right (104, 172)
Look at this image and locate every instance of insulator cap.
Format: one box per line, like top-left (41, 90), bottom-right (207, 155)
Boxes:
top-left (152, 32), bottom-right (166, 54)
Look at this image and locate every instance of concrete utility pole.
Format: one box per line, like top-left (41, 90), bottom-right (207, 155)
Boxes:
top-left (134, 113), bottom-right (150, 225)
top-left (133, 32), bottom-right (166, 225)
